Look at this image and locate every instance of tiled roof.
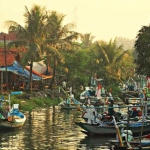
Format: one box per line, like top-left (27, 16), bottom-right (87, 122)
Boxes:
top-left (0, 48), bottom-right (25, 66)
top-left (0, 32), bottom-right (18, 66)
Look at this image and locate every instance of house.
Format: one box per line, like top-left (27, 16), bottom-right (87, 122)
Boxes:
top-left (0, 32), bottom-right (52, 92)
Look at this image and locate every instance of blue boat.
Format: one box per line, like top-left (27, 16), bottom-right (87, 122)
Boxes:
top-left (0, 91), bottom-right (26, 129)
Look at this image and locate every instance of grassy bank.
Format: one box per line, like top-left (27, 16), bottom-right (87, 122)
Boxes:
top-left (3, 94), bottom-right (61, 112)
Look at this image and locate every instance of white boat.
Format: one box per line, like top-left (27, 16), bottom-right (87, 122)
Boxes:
top-left (0, 91), bottom-right (26, 130)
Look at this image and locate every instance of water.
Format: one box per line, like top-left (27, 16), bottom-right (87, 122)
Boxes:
top-left (0, 106), bottom-right (113, 150)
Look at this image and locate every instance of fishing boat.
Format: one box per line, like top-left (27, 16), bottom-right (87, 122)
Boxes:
top-left (118, 77), bottom-right (141, 104)
top-left (75, 121), bottom-right (150, 136)
top-left (58, 86), bottom-right (81, 109)
top-left (110, 139), bottom-right (150, 150)
top-left (59, 96), bottom-right (81, 109)
top-left (0, 91), bottom-right (26, 130)
top-left (75, 103), bottom-right (150, 136)
top-left (109, 117), bottom-right (150, 150)
top-left (80, 77), bottom-right (106, 104)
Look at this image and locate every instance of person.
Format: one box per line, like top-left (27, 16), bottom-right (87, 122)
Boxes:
top-left (95, 82), bottom-right (102, 99)
top-left (108, 100), bottom-right (115, 116)
top-left (140, 88), bottom-right (148, 117)
top-left (94, 99), bottom-right (102, 113)
top-left (146, 76), bottom-right (150, 89)
top-left (62, 80), bottom-right (67, 89)
top-left (101, 87), bottom-right (106, 97)
top-left (129, 107), bottom-right (138, 118)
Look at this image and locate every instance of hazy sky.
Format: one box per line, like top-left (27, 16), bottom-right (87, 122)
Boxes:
top-left (1, 0), bottom-right (150, 41)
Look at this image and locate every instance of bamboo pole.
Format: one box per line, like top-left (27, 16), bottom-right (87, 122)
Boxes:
top-left (4, 35), bottom-right (8, 91)
top-left (112, 116), bottom-right (124, 147)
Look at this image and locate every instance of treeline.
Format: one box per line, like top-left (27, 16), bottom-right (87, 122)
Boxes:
top-left (1, 4), bottom-right (137, 93)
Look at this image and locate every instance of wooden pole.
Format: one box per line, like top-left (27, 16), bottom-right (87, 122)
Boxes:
top-left (4, 35), bottom-right (8, 91)
top-left (112, 116), bottom-right (124, 147)
top-left (0, 72), bottom-right (3, 93)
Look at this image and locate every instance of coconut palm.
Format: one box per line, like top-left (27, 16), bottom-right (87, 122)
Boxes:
top-left (5, 5), bottom-right (48, 92)
top-left (42, 11), bottom-right (79, 88)
top-left (93, 39), bottom-right (133, 83)
top-left (80, 33), bottom-right (95, 48)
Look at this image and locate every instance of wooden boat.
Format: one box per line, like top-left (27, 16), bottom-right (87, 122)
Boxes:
top-left (0, 91), bottom-right (26, 130)
top-left (59, 97), bottom-right (81, 110)
top-left (58, 86), bottom-right (81, 109)
top-left (110, 139), bottom-right (150, 150)
top-left (75, 122), bottom-right (150, 136)
top-left (109, 117), bottom-right (150, 150)
top-left (117, 77), bottom-right (141, 104)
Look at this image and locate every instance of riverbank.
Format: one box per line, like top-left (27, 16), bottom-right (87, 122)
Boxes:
top-left (14, 97), bottom-right (61, 112)
top-left (2, 89), bottom-right (67, 112)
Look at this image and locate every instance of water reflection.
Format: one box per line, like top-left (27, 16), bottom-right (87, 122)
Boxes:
top-left (80, 136), bottom-right (113, 149)
top-left (0, 107), bottom-right (112, 149)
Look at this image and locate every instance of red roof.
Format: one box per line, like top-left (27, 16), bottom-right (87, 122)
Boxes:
top-left (0, 47), bottom-right (27, 66)
top-left (0, 49), bottom-right (16, 66)
top-left (0, 32), bottom-right (27, 67)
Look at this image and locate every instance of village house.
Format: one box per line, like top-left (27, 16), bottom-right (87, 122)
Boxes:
top-left (0, 32), bottom-right (52, 93)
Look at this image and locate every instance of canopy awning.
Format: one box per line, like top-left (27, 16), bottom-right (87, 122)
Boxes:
top-left (0, 61), bottom-right (42, 80)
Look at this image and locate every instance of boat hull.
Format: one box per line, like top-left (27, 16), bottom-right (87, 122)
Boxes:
top-left (0, 116), bottom-right (26, 129)
top-left (75, 122), bottom-right (150, 136)
top-left (110, 139), bottom-right (150, 147)
top-left (110, 140), bottom-right (150, 150)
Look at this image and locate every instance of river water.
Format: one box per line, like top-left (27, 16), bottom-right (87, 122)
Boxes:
top-left (0, 106), bottom-right (113, 150)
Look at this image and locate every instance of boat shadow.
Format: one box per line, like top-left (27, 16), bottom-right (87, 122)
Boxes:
top-left (79, 134), bottom-right (114, 148)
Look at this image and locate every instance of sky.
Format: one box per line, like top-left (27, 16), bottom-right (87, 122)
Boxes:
top-left (1, 0), bottom-right (150, 42)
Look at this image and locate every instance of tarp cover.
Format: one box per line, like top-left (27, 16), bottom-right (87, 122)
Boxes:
top-left (0, 61), bottom-right (41, 80)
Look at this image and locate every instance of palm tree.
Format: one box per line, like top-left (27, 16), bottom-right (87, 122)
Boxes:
top-left (80, 33), bottom-right (95, 48)
top-left (93, 39), bottom-right (133, 83)
top-left (42, 11), bottom-right (79, 89)
top-left (5, 5), bottom-right (48, 92)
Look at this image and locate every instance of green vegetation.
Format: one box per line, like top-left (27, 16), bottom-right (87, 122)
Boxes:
top-left (2, 4), bottom-right (142, 109)
top-left (4, 5), bottom-right (136, 87)
top-left (6, 5), bottom-right (79, 92)
top-left (2, 94), bottom-right (60, 112)
top-left (134, 25), bottom-right (150, 76)
top-left (18, 98), bottom-right (60, 112)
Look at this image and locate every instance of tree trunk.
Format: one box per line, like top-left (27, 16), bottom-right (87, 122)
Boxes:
top-left (50, 55), bottom-right (57, 90)
top-left (29, 59), bottom-right (33, 94)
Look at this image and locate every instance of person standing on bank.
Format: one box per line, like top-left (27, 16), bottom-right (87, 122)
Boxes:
top-left (62, 80), bottom-right (67, 90)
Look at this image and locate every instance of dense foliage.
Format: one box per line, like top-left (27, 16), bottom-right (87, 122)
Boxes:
top-left (4, 4), bottom-right (136, 93)
top-left (134, 25), bottom-right (150, 76)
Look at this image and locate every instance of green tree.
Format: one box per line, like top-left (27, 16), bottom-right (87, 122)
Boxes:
top-left (63, 49), bottom-right (91, 87)
top-left (134, 25), bottom-right (150, 75)
top-left (42, 11), bottom-right (79, 89)
top-left (5, 5), bottom-right (48, 92)
top-left (93, 39), bottom-right (133, 84)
